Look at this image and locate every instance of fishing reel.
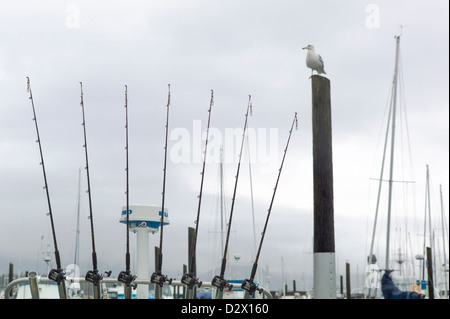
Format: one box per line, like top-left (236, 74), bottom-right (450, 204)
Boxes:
top-left (211, 275), bottom-right (233, 291)
top-left (48, 268), bottom-right (66, 284)
top-left (241, 279), bottom-right (263, 296)
top-left (118, 271), bottom-right (137, 289)
top-left (181, 273), bottom-right (202, 289)
top-left (85, 269), bottom-right (111, 286)
top-left (85, 270), bottom-right (102, 286)
top-left (151, 272), bottom-right (172, 287)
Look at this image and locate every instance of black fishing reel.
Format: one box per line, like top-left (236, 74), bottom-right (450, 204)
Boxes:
top-left (241, 279), bottom-right (263, 296)
top-left (211, 275), bottom-right (233, 291)
top-left (181, 273), bottom-right (202, 289)
top-left (118, 271), bottom-right (137, 289)
top-left (151, 272), bottom-right (172, 287)
top-left (85, 269), bottom-right (111, 286)
top-left (48, 268), bottom-right (66, 284)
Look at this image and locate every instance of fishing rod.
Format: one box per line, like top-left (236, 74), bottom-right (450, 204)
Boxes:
top-left (26, 77), bottom-right (67, 299)
top-left (151, 84), bottom-right (173, 292)
top-left (212, 95), bottom-right (253, 297)
top-left (241, 112), bottom-right (298, 298)
top-left (118, 85), bottom-right (137, 297)
top-left (79, 82), bottom-right (111, 298)
top-left (181, 90), bottom-right (215, 296)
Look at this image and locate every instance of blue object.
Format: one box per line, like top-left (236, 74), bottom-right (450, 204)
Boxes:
top-left (381, 271), bottom-right (424, 299)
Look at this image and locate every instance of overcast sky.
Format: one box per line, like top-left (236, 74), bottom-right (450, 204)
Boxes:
top-left (1, 0), bottom-right (448, 292)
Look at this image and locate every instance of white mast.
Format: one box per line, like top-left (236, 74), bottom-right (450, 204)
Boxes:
top-left (385, 34), bottom-right (401, 270)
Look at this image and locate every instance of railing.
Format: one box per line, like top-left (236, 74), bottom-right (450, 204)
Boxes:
top-left (3, 274), bottom-right (273, 299)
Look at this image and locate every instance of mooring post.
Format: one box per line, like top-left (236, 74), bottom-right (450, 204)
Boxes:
top-left (182, 264), bottom-right (187, 299)
top-left (154, 246), bottom-right (162, 299)
top-left (346, 262), bottom-right (351, 299)
top-left (311, 75), bottom-right (336, 299)
top-left (186, 227), bottom-right (197, 299)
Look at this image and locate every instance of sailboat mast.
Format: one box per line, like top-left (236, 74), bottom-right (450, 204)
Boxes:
top-left (385, 35), bottom-right (401, 270)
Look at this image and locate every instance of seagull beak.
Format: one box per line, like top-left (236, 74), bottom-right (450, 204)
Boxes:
top-left (302, 46), bottom-right (307, 50)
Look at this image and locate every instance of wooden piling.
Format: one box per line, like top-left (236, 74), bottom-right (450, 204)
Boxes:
top-left (186, 227), bottom-right (197, 299)
top-left (311, 75), bottom-right (336, 299)
top-left (8, 263), bottom-right (13, 284)
top-left (8, 263), bottom-right (14, 298)
top-left (182, 264), bottom-right (187, 299)
top-left (346, 262), bottom-right (351, 299)
top-left (154, 246), bottom-right (162, 299)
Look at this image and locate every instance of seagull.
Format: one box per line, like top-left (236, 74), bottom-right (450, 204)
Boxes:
top-left (302, 44), bottom-right (326, 78)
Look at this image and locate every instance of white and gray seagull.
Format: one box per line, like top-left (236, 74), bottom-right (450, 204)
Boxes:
top-left (302, 44), bottom-right (326, 78)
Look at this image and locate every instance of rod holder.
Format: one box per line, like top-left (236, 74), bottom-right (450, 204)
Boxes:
top-left (28, 271), bottom-right (40, 299)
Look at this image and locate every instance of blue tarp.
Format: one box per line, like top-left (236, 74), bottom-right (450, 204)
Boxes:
top-left (381, 271), bottom-right (424, 299)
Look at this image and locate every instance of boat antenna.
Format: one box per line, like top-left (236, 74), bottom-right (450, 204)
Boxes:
top-left (118, 85), bottom-right (137, 296)
top-left (79, 82), bottom-right (111, 298)
top-left (242, 112), bottom-right (298, 298)
top-left (26, 77), bottom-right (67, 298)
top-left (150, 84), bottom-right (173, 292)
top-left (212, 95), bottom-right (253, 297)
top-left (181, 90), bottom-right (215, 295)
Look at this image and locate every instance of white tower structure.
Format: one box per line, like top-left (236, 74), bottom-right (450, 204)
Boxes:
top-left (119, 205), bottom-right (169, 299)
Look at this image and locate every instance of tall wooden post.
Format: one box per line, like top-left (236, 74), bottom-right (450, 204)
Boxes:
top-left (311, 75), bottom-right (336, 299)
top-left (182, 264), bottom-right (187, 299)
top-left (8, 263), bottom-right (14, 298)
top-left (346, 262), bottom-right (351, 299)
top-left (154, 246), bottom-right (162, 299)
top-left (8, 263), bottom-right (13, 284)
top-left (186, 227), bottom-right (197, 299)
